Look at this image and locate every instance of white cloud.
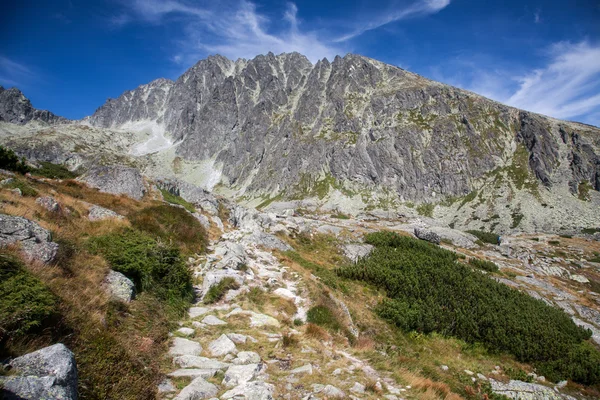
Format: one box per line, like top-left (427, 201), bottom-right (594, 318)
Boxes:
top-left (0, 56), bottom-right (35, 88)
top-left (534, 9), bottom-right (541, 24)
top-left (333, 0), bottom-right (451, 42)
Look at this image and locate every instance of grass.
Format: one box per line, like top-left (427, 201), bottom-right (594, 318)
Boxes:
top-left (203, 277), bottom-right (240, 304)
top-left (416, 203), bottom-right (435, 217)
top-left (5, 178), bottom-right (38, 197)
top-left (33, 162), bottom-right (79, 180)
top-left (306, 305), bottom-right (343, 332)
top-left (330, 212), bottom-right (350, 219)
top-left (466, 230), bottom-right (499, 245)
top-left (160, 188), bottom-right (196, 213)
top-left (467, 257), bottom-right (499, 273)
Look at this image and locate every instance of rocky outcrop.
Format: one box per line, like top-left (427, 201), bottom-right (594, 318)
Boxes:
top-left (489, 379), bottom-right (575, 400)
top-left (0, 214), bottom-right (58, 263)
top-left (88, 204), bottom-right (123, 221)
top-left (79, 165), bottom-right (145, 200)
top-left (0, 343), bottom-right (78, 400)
top-left (414, 227), bottom-right (441, 245)
top-left (0, 86), bottom-right (68, 125)
top-left (342, 243), bottom-right (374, 262)
top-left (102, 270), bottom-right (135, 302)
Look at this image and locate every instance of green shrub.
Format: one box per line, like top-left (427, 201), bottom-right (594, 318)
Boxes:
top-left (468, 258), bottom-right (499, 273)
top-left (330, 212), bottom-right (350, 220)
top-left (283, 250), bottom-right (347, 292)
top-left (0, 254), bottom-right (58, 342)
top-left (548, 240), bottom-right (560, 246)
top-left (306, 305), bottom-right (342, 332)
top-left (33, 161), bottom-right (78, 179)
top-left (130, 204), bottom-right (207, 253)
top-left (0, 146), bottom-right (30, 174)
top-left (160, 189), bottom-right (196, 213)
top-left (416, 203), bottom-right (435, 217)
top-left (203, 278), bottom-right (240, 304)
top-left (582, 228), bottom-right (600, 235)
top-left (467, 230), bottom-right (498, 245)
top-left (336, 231), bottom-right (599, 384)
top-left (5, 178), bottom-right (38, 197)
top-left (88, 229), bottom-right (193, 310)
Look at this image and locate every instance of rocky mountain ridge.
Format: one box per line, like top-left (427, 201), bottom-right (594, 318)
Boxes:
top-left (0, 86), bottom-right (68, 125)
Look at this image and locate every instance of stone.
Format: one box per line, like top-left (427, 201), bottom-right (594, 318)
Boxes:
top-left (0, 213), bottom-right (59, 263)
top-left (250, 231), bottom-right (292, 251)
top-left (350, 382), bottom-right (365, 394)
top-left (441, 365), bottom-right (449, 371)
top-left (35, 196), bottom-right (61, 213)
top-left (570, 274), bottom-right (589, 283)
top-left (79, 165), bottom-right (145, 200)
top-left (464, 370), bottom-right (474, 376)
top-left (316, 225), bottom-right (343, 235)
top-left (169, 337), bottom-right (203, 356)
top-left (226, 333), bottom-right (248, 344)
top-left (174, 377), bottom-right (218, 400)
top-left (88, 204), bottom-right (123, 221)
top-left (177, 327), bottom-right (196, 337)
top-left (414, 227), bottom-right (441, 245)
top-left (1, 343), bottom-right (77, 400)
top-left (221, 381), bottom-right (275, 400)
top-left (102, 270), bottom-right (135, 302)
top-left (201, 315), bottom-right (227, 326)
top-left (490, 379), bottom-right (571, 400)
top-left (158, 378), bottom-right (176, 393)
top-left (249, 312), bottom-right (280, 328)
top-left (189, 307), bottom-right (211, 319)
top-left (342, 244), bottom-right (374, 263)
top-left (289, 364), bottom-right (312, 375)
top-left (232, 351), bottom-right (261, 365)
top-left (222, 363), bottom-right (264, 387)
top-left (208, 334), bottom-right (237, 357)
top-left (173, 355), bottom-right (230, 370)
top-left (314, 384), bottom-right (345, 398)
top-left (168, 369), bottom-right (217, 379)
top-left (194, 213), bottom-right (211, 229)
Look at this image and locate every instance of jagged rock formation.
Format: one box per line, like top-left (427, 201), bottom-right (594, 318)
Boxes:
top-left (88, 52), bottom-right (600, 205)
top-left (0, 213), bottom-right (59, 263)
top-left (0, 86), bottom-right (68, 125)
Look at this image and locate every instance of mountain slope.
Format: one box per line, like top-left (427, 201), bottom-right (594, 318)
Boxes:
top-left (88, 53), bottom-right (599, 207)
top-left (0, 86), bottom-right (68, 125)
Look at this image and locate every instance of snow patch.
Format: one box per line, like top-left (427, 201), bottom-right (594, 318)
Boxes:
top-left (122, 120), bottom-right (175, 156)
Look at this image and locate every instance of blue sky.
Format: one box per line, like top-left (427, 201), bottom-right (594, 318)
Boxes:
top-left (1, 0), bottom-right (599, 126)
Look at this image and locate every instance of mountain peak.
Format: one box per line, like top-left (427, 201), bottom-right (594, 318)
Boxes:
top-left (0, 86), bottom-right (68, 125)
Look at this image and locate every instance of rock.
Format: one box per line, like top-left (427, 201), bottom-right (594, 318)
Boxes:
top-left (79, 165), bottom-right (145, 200)
top-left (341, 244), bottom-right (374, 262)
top-left (222, 363), bottom-right (264, 387)
top-left (208, 334), bottom-right (237, 357)
top-left (201, 270), bottom-right (245, 299)
top-left (102, 270), bottom-right (135, 302)
top-left (232, 351), bottom-right (261, 365)
top-left (158, 378), bottom-right (176, 393)
top-left (189, 307), bottom-right (211, 319)
top-left (227, 333), bottom-right (248, 344)
top-left (441, 365), bottom-right (449, 371)
top-left (174, 377), bottom-right (218, 400)
top-left (201, 315), bottom-right (227, 326)
top-left (35, 196), bottom-right (61, 213)
top-left (315, 384), bottom-right (345, 398)
top-left (249, 312), bottom-right (280, 328)
top-left (289, 364), bottom-right (312, 375)
top-left (169, 337), bottom-right (203, 356)
top-left (168, 369), bottom-right (217, 379)
top-left (221, 381), bottom-right (275, 400)
top-left (250, 231), bottom-right (292, 251)
top-left (464, 370), bottom-right (474, 376)
top-left (316, 225), bottom-right (343, 235)
top-left (10, 188), bottom-right (22, 196)
top-left (177, 327), bottom-right (196, 337)
top-left (570, 274), bottom-right (589, 283)
top-left (88, 204), bottom-right (123, 221)
top-left (350, 382), bottom-right (365, 394)
top-left (0, 214), bottom-right (59, 263)
top-left (490, 379), bottom-right (573, 400)
top-left (172, 355), bottom-right (230, 370)
top-left (0, 343), bottom-right (77, 400)
top-left (0, 86), bottom-right (68, 125)
top-left (414, 227), bottom-right (441, 245)
top-left (194, 213), bottom-right (211, 229)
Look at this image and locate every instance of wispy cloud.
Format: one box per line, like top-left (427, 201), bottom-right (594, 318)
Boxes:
top-left (0, 56), bottom-right (36, 88)
top-left (533, 8), bottom-right (541, 24)
top-left (333, 0), bottom-right (451, 42)
top-left (432, 41), bottom-right (600, 126)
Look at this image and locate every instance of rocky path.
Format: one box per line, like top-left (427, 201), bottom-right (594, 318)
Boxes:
top-left (157, 207), bottom-right (409, 400)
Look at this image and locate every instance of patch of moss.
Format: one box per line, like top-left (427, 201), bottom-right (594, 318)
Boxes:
top-left (416, 203), bottom-right (435, 217)
top-left (578, 181), bottom-right (593, 201)
top-left (160, 189), bottom-right (196, 213)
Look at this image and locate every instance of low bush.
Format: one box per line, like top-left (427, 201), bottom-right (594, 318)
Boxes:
top-left (467, 258), bottom-right (499, 273)
top-left (466, 230), bottom-right (498, 245)
top-left (203, 278), bottom-right (240, 304)
top-left (306, 305), bottom-right (343, 332)
top-left (336, 231), bottom-right (600, 385)
top-left (0, 146), bottom-right (30, 174)
top-left (33, 161), bottom-right (78, 179)
top-left (130, 204), bottom-right (207, 253)
top-left (0, 253), bottom-right (58, 344)
top-left (88, 229), bottom-right (194, 311)
top-left (5, 178), bottom-right (38, 197)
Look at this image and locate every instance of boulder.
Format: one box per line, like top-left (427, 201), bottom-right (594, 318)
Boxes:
top-left (208, 334), bottom-right (237, 357)
top-left (168, 369), bottom-right (217, 379)
top-left (414, 227), bottom-right (441, 245)
top-left (172, 355), bottom-right (230, 370)
top-left (88, 205), bottom-right (123, 221)
top-left (0, 214), bottom-right (59, 263)
top-left (222, 363), bottom-right (264, 388)
top-left (176, 327), bottom-right (195, 337)
top-left (232, 351), bottom-right (261, 365)
top-left (1, 343), bottom-right (78, 400)
top-left (489, 379), bottom-right (573, 400)
top-left (102, 270), bottom-right (135, 302)
top-left (220, 381), bottom-right (275, 400)
top-left (174, 377), bottom-right (218, 400)
top-left (169, 337), bottom-right (203, 357)
top-left (79, 165), bottom-right (145, 200)
top-left (35, 196), bottom-right (61, 213)
top-left (341, 244), bottom-right (374, 263)
top-left (201, 315), bottom-right (227, 326)
top-left (189, 307), bottom-right (211, 319)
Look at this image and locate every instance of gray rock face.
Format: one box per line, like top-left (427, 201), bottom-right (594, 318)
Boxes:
top-left (102, 270), bottom-right (135, 302)
top-left (342, 244), bottom-right (374, 262)
top-left (87, 52), bottom-right (599, 208)
top-left (221, 381), bottom-right (274, 400)
top-left (489, 379), bottom-right (574, 400)
top-left (1, 343), bottom-right (78, 400)
top-left (0, 214), bottom-right (59, 263)
top-left (174, 376), bottom-right (218, 400)
top-left (35, 196), bottom-right (61, 213)
top-left (79, 165), bottom-right (145, 200)
top-left (0, 86), bottom-right (68, 125)
top-left (88, 204), bottom-right (123, 221)
top-left (414, 227), bottom-right (441, 245)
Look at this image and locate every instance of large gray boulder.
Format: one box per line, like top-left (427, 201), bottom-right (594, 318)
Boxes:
top-left (342, 244), bottom-right (374, 263)
top-left (489, 379), bottom-right (575, 400)
top-left (414, 227), bottom-right (441, 245)
top-left (0, 343), bottom-right (78, 400)
top-left (173, 376), bottom-right (218, 400)
top-left (102, 270), bottom-right (135, 302)
top-left (79, 165), bottom-right (145, 200)
top-left (88, 204), bottom-right (123, 221)
top-left (220, 381), bottom-right (274, 400)
top-left (0, 214), bottom-right (58, 263)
